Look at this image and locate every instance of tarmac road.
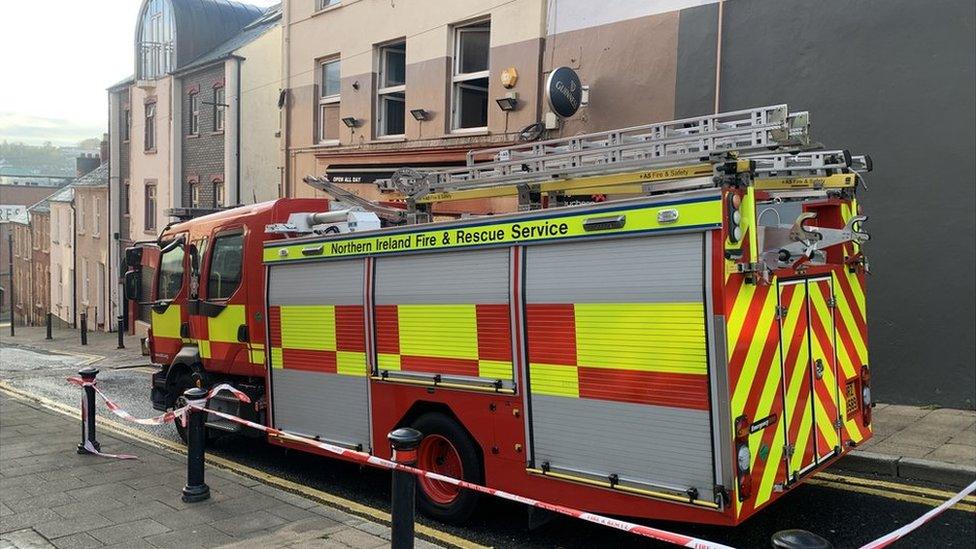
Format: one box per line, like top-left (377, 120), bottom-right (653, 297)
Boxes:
top-left (2, 345), bottom-right (974, 548)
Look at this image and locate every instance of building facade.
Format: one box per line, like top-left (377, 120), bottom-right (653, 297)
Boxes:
top-left (74, 164), bottom-right (111, 331)
top-left (48, 186), bottom-right (75, 326)
top-left (8, 197), bottom-right (52, 327)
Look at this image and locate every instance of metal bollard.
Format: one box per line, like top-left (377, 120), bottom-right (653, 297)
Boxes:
top-left (771, 529), bottom-right (833, 549)
top-left (80, 313), bottom-right (88, 345)
top-left (116, 315), bottom-right (125, 349)
top-left (46, 312), bottom-right (53, 340)
top-left (76, 367), bottom-right (101, 454)
top-left (388, 427), bottom-right (422, 549)
top-left (181, 387), bottom-right (211, 503)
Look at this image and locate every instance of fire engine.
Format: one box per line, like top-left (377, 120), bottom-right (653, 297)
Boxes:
top-left (125, 105), bottom-right (873, 526)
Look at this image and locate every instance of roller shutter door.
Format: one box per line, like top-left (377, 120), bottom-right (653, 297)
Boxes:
top-left (374, 248), bottom-right (514, 388)
top-left (267, 260), bottom-right (371, 450)
top-left (525, 233), bottom-right (714, 498)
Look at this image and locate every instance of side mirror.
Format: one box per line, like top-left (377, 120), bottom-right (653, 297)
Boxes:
top-left (123, 270), bottom-right (142, 302)
top-left (159, 235), bottom-right (185, 254)
top-left (125, 246), bottom-right (143, 269)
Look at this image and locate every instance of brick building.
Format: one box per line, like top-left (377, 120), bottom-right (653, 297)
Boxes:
top-left (7, 195), bottom-right (52, 327)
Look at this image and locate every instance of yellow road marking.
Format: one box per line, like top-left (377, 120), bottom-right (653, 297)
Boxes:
top-left (808, 475), bottom-right (976, 513)
top-left (815, 472), bottom-right (976, 504)
top-left (0, 381), bottom-right (486, 549)
top-left (38, 348), bottom-right (105, 366)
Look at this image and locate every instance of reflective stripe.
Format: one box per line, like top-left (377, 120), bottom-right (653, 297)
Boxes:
top-left (208, 304), bottom-right (245, 343)
top-left (280, 305), bottom-right (335, 351)
top-left (198, 339), bottom-right (211, 359)
top-left (398, 304), bottom-right (478, 359)
top-left (478, 359), bottom-right (513, 380)
top-left (270, 347), bottom-right (283, 369)
top-left (337, 351), bottom-right (367, 376)
top-left (529, 363), bottom-right (579, 398)
top-left (151, 305), bottom-right (181, 339)
top-left (377, 352), bottom-right (401, 371)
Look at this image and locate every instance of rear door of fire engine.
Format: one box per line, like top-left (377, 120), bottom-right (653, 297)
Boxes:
top-left (777, 277), bottom-right (841, 481)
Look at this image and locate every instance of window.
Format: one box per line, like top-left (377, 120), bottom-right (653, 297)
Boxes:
top-left (452, 21), bottom-right (490, 130)
top-left (190, 181), bottom-right (200, 207)
top-left (376, 41), bottom-right (406, 137)
top-left (317, 0), bottom-right (341, 10)
top-left (82, 260), bottom-right (90, 303)
top-left (77, 196), bottom-right (85, 234)
top-left (137, 0), bottom-right (175, 79)
top-left (207, 232), bottom-right (243, 300)
top-left (93, 197), bottom-right (101, 236)
top-left (213, 87), bottom-right (225, 132)
top-left (318, 58), bottom-right (341, 142)
top-left (156, 241), bottom-right (184, 300)
top-left (144, 102), bottom-right (156, 151)
top-left (122, 108), bottom-right (131, 142)
top-left (52, 210), bottom-right (59, 243)
top-left (144, 183), bottom-right (157, 231)
top-left (123, 181), bottom-right (130, 214)
top-left (213, 180), bottom-right (225, 207)
top-left (188, 93), bottom-right (199, 135)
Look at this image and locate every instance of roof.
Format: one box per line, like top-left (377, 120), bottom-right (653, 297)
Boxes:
top-left (74, 163), bottom-right (108, 187)
top-left (108, 74), bottom-right (136, 91)
top-left (7, 210), bottom-right (29, 224)
top-left (169, 0), bottom-right (265, 71)
top-left (47, 185), bottom-right (75, 204)
top-left (174, 3), bottom-right (281, 74)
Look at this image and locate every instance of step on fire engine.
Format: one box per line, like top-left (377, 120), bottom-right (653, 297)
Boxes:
top-left (125, 104), bottom-right (873, 525)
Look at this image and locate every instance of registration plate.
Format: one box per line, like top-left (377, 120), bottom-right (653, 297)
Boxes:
top-left (845, 379), bottom-right (859, 420)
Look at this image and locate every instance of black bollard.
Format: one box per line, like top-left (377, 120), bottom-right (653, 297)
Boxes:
top-left (388, 427), bottom-right (422, 549)
top-left (771, 529), bottom-right (833, 549)
top-left (76, 367), bottom-right (100, 454)
top-left (80, 313), bottom-right (88, 345)
top-left (46, 312), bottom-right (53, 340)
top-left (116, 315), bottom-right (125, 349)
top-left (181, 387), bottom-right (211, 503)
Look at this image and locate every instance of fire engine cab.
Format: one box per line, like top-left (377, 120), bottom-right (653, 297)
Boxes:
top-left (125, 105), bottom-right (874, 526)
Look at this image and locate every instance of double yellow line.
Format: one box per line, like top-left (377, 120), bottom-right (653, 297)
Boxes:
top-left (0, 381), bottom-right (485, 549)
top-left (809, 472), bottom-right (976, 513)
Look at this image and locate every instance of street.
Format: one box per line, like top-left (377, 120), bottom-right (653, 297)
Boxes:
top-left (2, 344), bottom-right (973, 548)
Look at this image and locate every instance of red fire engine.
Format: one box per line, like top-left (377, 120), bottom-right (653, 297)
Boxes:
top-left (126, 105), bottom-right (873, 525)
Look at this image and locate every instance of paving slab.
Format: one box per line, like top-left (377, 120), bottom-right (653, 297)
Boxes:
top-left (0, 392), bottom-right (439, 548)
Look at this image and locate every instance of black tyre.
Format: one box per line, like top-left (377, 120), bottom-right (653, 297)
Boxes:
top-left (411, 413), bottom-right (483, 524)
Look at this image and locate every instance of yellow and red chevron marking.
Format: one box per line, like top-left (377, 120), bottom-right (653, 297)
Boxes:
top-left (779, 283), bottom-right (816, 476)
top-left (832, 269), bottom-right (871, 444)
top-left (724, 269), bottom-right (786, 518)
top-left (807, 279), bottom-right (842, 460)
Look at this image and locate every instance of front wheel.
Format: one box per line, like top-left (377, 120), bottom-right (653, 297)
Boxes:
top-left (411, 413), bottom-right (483, 524)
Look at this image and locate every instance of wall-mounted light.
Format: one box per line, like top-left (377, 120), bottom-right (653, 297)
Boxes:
top-left (496, 92), bottom-right (519, 112)
top-left (410, 109), bottom-right (429, 121)
top-left (341, 117), bottom-right (359, 128)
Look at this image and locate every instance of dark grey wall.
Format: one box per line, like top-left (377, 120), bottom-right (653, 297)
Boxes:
top-left (676, 0), bottom-right (976, 408)
top-left (181, 64), bottom-right (225, 208)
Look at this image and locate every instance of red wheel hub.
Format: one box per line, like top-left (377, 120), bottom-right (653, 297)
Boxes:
top-left (417, 434), bottom-right (463, 504)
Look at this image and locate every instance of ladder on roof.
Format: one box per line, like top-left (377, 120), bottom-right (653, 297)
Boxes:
top-left (305, 104), bottom-right (870, 219)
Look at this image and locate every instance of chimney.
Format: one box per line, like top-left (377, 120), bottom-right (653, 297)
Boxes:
top-left (76, 154), bottom-right (99, 177)
top-left (100, 133), bottom-right (109, 166)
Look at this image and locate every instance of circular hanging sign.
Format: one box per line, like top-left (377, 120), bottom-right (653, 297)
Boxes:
top-left (545, 66), bottom-right (583, 118)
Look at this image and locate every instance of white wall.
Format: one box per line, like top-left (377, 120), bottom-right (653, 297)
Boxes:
top-left (239, 24), bottom-right (283, 204)
top-left (49, 200), bottom-right (74, 324)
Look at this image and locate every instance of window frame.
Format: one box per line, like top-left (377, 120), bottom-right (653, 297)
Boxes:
top-left (122, 108), bottom-right (131, 142)
top-left (213, 87), bottom-right (226, 132)
top-left (154, 232), bottom-right (186, 302)
top-left (189, 179), bottom-right (200, 207)
top-left (188, 92), bottom-right (200, 135)
top-left (205, 229), bottom-right (245, 302)
top-left (376, 41), bottom-right (406, 138)
top-left (144, 102), bottom-right (157, 151)
top-left (451, 20), bottom-right (491, 132)
top-left (317, 57), bottom-right (341, 144)
top-left (213, 178), bottom-right (225, 207)
top-left (144, 182), bottom-right (157, 232)
top-left (93, 196), bottom-right (100, 236)
top-left (317, 0), bottom-right (341, 10)
top-left (77, 196), bottom-right (85, 234)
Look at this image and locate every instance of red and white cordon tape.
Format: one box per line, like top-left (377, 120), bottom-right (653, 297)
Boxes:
top-left (199, 406), bottom-right (734, 549)
top-left (67, 376), bottom-right (250, 459)
top-left (858, 479), bottom-right (976, 549)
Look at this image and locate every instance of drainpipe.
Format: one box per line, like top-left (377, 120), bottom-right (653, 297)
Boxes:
top-left (70, 198), bottom-right (77, 328)
top-left (282, 1), bottom-right (291, 198)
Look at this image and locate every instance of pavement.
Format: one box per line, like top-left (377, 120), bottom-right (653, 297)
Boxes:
top-left (0, 391), bottom-right (442, 549)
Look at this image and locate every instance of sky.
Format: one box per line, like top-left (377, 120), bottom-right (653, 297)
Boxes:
top-left (0, 0), bottom-right (279, 147)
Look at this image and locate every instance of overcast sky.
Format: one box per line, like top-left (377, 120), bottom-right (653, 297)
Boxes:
top-left (0, 0), bottom-right (279, 147)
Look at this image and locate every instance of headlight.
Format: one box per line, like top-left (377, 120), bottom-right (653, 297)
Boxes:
top-left (862, 386), bottom-right (872, 407)
top-left (737, 443), bottom-right (751, 472)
